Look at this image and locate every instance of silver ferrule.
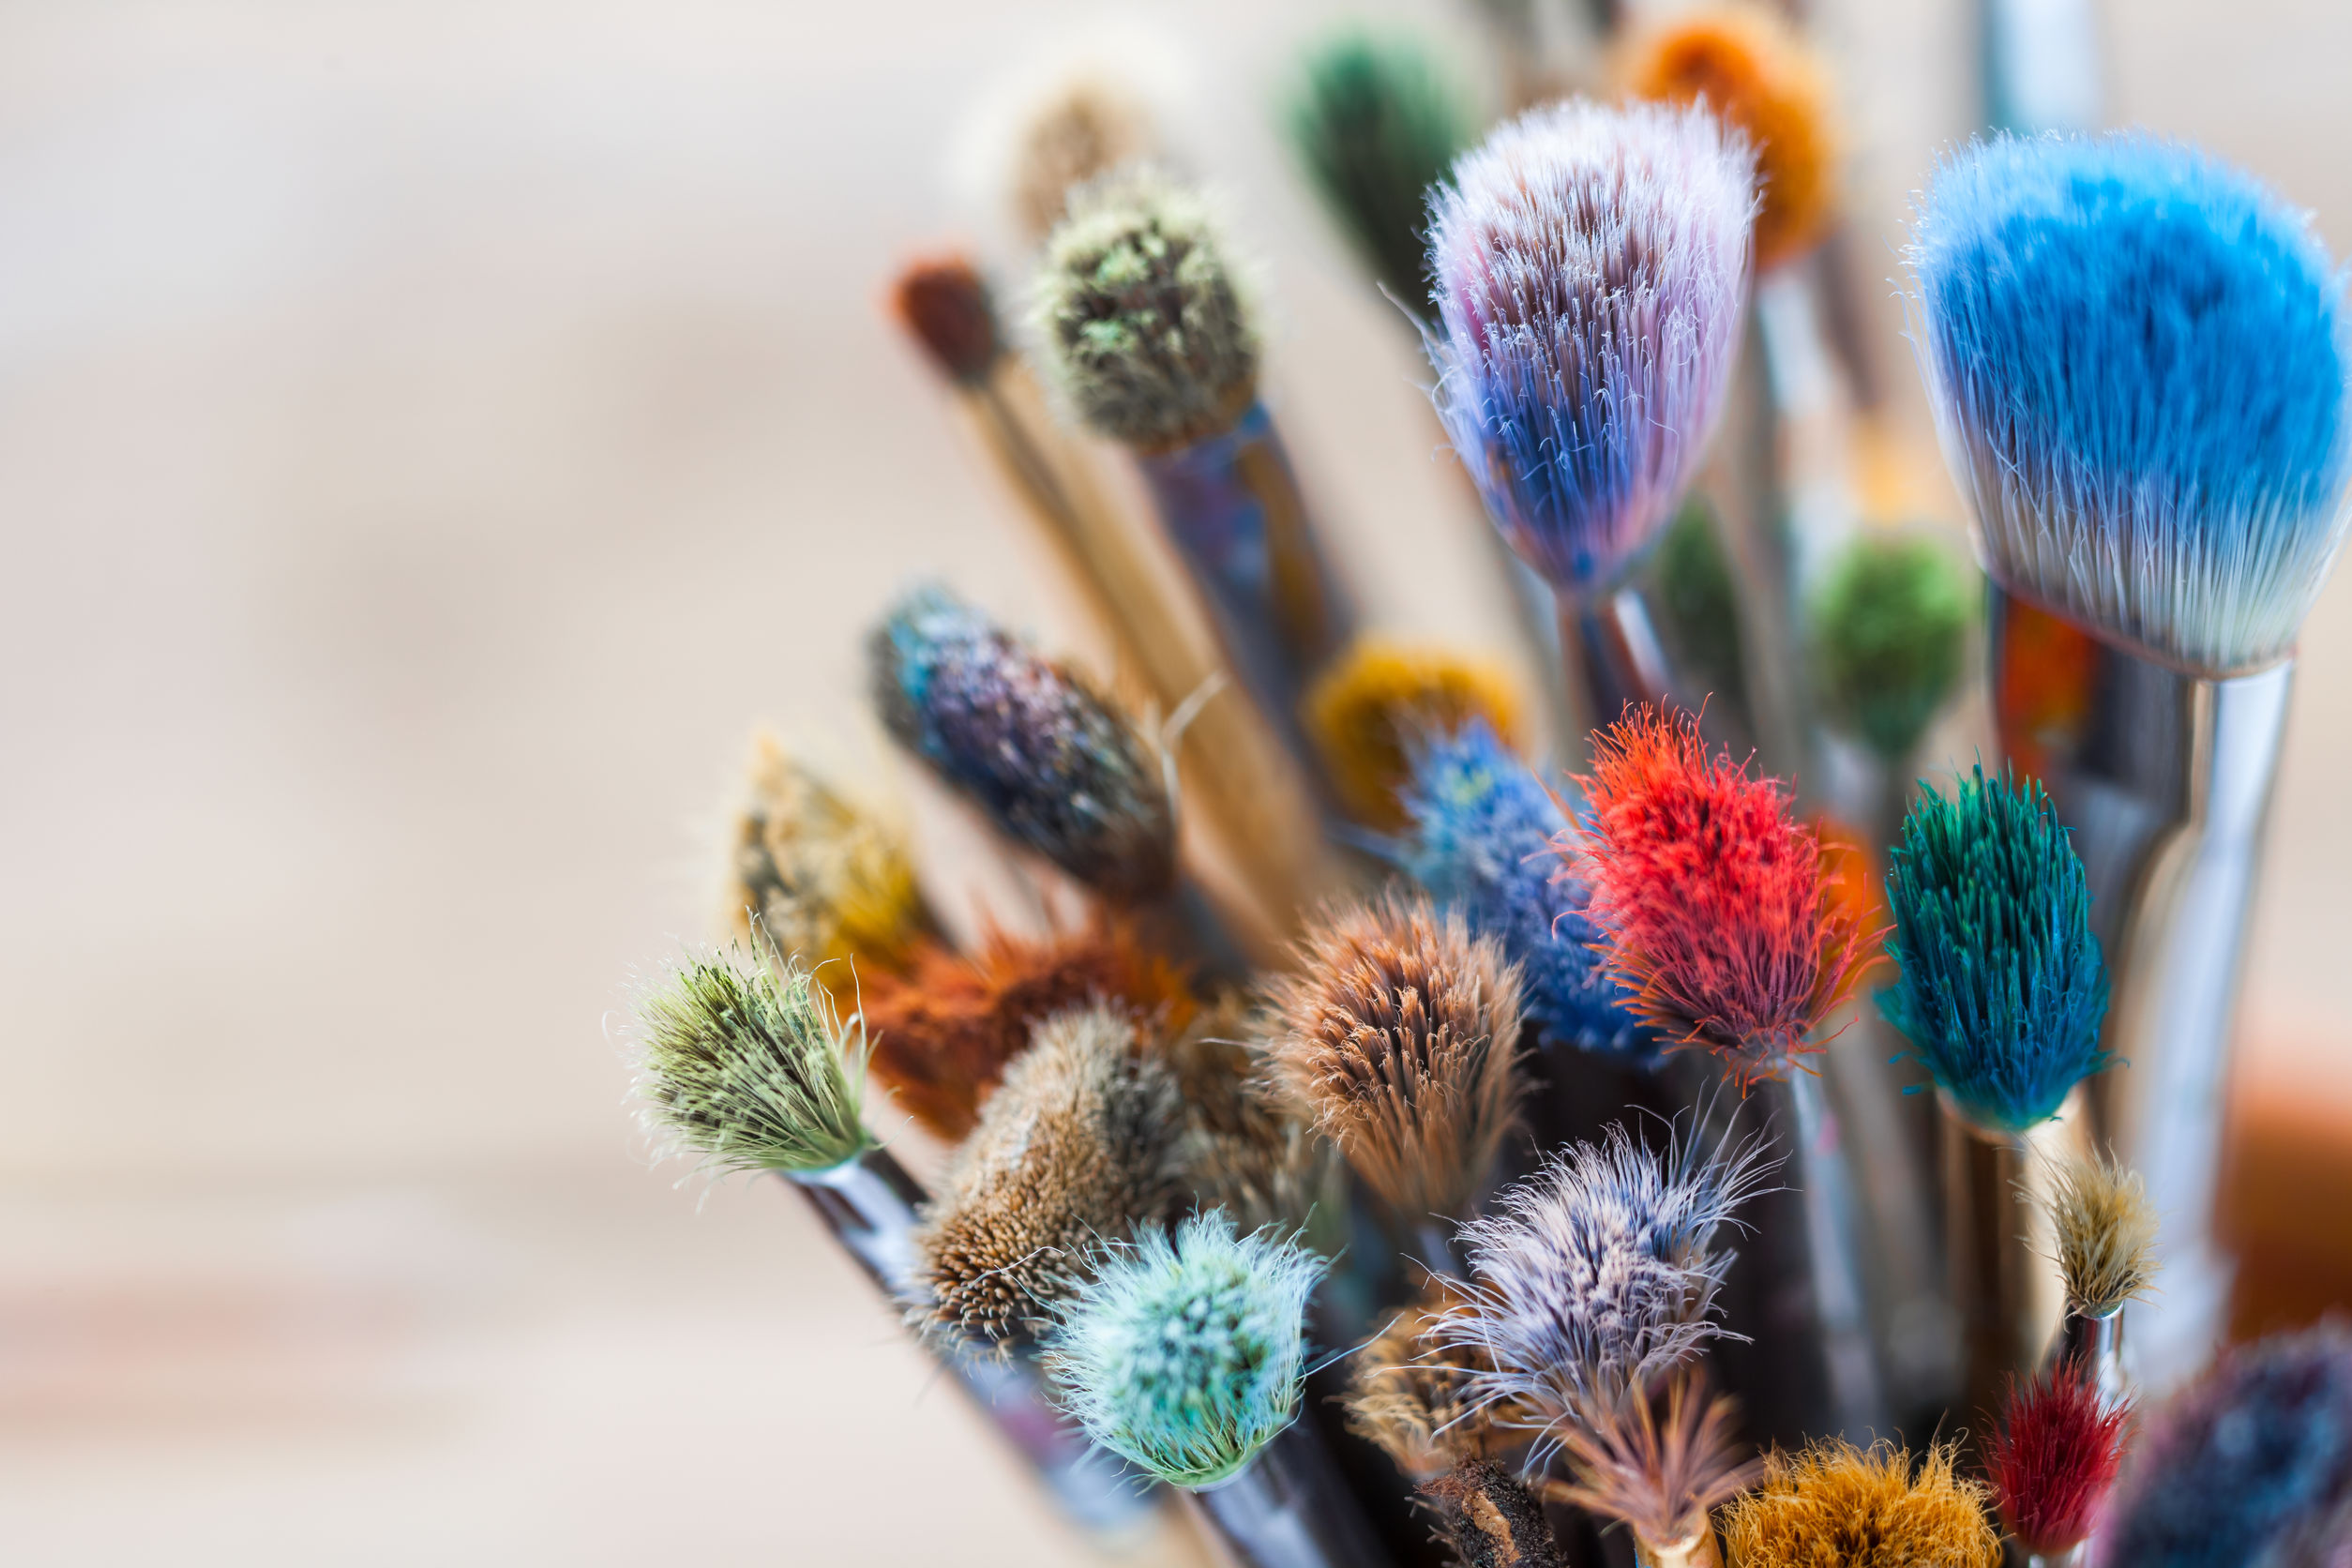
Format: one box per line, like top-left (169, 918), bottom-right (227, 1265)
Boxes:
top-left (1188, 1420), bottom-right (1395, 1568)
top-left (2051, 1306), bottom-right (2128, 1409)
top-left (1635, 1528), bottom-right (1723, 1568)
top-left (1940, 1108), bottom-right (2042, 1423)
top-left (1558, 585), bottom-right (1677, 739)
top-left (1787, 1071), bottom-right (1891, 1440)
top-left (1981, 0), bottom-right (2103, 134)
top-left (1989, 586), bottom-right (2293, 1390)
top-left (2027, 1545), bottom-right (2088, 1568)
top-left (791, 1145), bottom-right (927, 1296)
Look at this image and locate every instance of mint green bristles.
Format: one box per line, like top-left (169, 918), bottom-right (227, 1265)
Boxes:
top-left (632, 942), bottom-right (872, 1178)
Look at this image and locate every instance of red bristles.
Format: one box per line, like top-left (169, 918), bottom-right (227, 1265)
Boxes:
top-left (1985, 1361), bottom-right (2133, 1557)
top-left (1569, 705), bottom-right (1877, 1083)
top-left (890, 253), bottom-right (1002, 384)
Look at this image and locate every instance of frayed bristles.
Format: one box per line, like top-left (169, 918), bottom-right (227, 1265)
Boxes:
top-left (870, 585), bottom-right (1176, 905)
top-left (890, 254), bottom-right (1002, 385)
top-left (632, 940), bottom-right (872, 1178)
top-left (1285, 29), bottom-right (1474, 308)
top-left (1987, 1362), bottom-right (2132, 1557)
top-left (1043, 1211), bottom-right (1327, 1487)
top-left (913, 1005), bottom-right (1188, 1346)
top-left (1719, 1440), bottom-right (2001, 1568)
top-left (1909, 132), bottom-right (2352, 676)
top-left (2043, 1150), bottom-right (2158, 1318)
top-left (1031, 166), bottom-right (1259, 451)
top-left (1420, 1460), bottom-right (1571, 1568)
top-left (1162, 1002), bottom-right (1341, 1242)
top-left (1617, 4), bottom-right (1839, 272)
top-left (1572, 705), bottom-right (1877, 1083)
top-left (859, 921), bottom-right (1195, 1142)
top-left (1809, 535), bottom-right (1974, 763)
top-left (1432, 1121), bottom-right (1772, 1457)
top-left (1549, 1370), bottom-right (1760, 1556)
top-left (1426, 99), bottom-right (1756, 595)
top-left (1265, 895), bottom-right (1526, 1224)
top-left (1344, 1278), bottom-right (1516, 1479)
top-left (1304, 640), bottom-right (1526, 833)
top-left (1879, 763), bottom-right (2110, 1135)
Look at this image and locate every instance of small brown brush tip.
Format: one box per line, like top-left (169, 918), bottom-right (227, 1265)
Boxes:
top-left (891, 253), bottom-right (1001, 384)
top-left (1419, 1459), bottom-right (1571, 1568)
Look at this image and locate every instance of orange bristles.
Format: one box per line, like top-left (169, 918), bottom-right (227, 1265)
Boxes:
top-left (1303, 639), bottom-right (1527, 833)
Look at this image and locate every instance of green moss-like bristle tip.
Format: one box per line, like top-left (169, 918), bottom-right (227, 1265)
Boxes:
top-left (1812, 534), bottom-right (1974, 762)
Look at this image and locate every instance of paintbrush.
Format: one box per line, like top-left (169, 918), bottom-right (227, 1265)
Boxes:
top-left (1717, 1440), bottom-right (2000, 1568)
top-left (1986, 1362), bottom-right (2133, 1568)
top-left (1302, 641), bottom-right (1525, 836)
top-left (1030, 167), bottom-right (1355, 761)
top-left (2039, 1149), bottom-right (2159, 1404)
top-left (629, 942), bottom-right (1155, 1531)
top-left (1569, 704), bottom-right (1888, 1443)
top-left (1045, 1211), bottom-right (1396, 1568)
top-left (1547, 1370), bottom-right (1761, 1568)
top-left (890, 256), bottom-right (1332, 943)
top-left (2095, 1322), bottom-right (2352, 1568)
top-left (1425, 100), bottom-right (1756, 761)
top-left (1910, 130), bottom-right (2352, 1388)
top-left (1877, 762), bottom-right (2115, 1426)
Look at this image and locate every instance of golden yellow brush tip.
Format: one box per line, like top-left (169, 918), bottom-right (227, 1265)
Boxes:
top-left (1617, 5), bottom-right (1839, 272)
top-left (1721, 1440), bottom-right (1998, 1568)
top-left (1304, 639), bottom-right (1526, 833)
top-left (723, 731), bottom-right (927, 979)
top-left (2045, 1149), bottom-right (2159, 1318)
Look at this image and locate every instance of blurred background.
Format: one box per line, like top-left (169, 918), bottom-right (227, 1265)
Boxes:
top-left (3, 0), bottom-right (2348, 1560)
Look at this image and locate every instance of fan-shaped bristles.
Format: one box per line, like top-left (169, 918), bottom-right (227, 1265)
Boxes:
top-left (2043, 1150), bottom-right (2158, 1318)
top-left (723, 732), bottom-right (928, 982)
top-left (1043, 1210), bottom-right (1327, 1487)
top-left (859, 922), bottom-right (1196, 1142)
top-left (1617, 4), bottom-right (1838, 273)
top-left (870, 584), bottom-right (1176, 905)
top-left (1719, 1440), bottom-right (2000, 1568)
top-left (1433, 1122), bottom-right (1772, 1458)
top-left (1030, 167), bottom-right (1259, 451)
top-left (1572, 705), bottom-right (1877, 1084)
top-left (1343, 1278), bottom-right (1515, 1479)
top-left (1986, 1362), bottom-right (2133, 1558)
top-left (1264, 896), bottom-right (1526, 1225)
top-left (890, 254), bottom-right (1001, 386)
top-left (1005, 71), bottom-right (1161, 245)
top-left (2097, 1322), bottom-right (2352, 1568)
top-left (1395, 719), bottom-right (1656, 1058)
top-left (1810, 535), bottom-right (1974, 763)
top-left (1909, 132), bottom-right (2352, 676)
top-left (1285, 29), bottom-right (1475, 309)
top-left (1878, 763), bottom-right (2111, 1135)
top-left (1550, 1370), bottom-right (1762, 1558)
top-left (1426, 100), bottom-right (1756, 596)
top-left (633, 941), bottom-right (872, 1178)
top-left (914, 1005), bottom-right (1188, 1346)
top-left (1304, 640), bottom-right (1527, 833)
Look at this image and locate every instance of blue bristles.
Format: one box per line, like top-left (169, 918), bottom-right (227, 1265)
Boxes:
top-left (1392, 721), bottom-right (1657, 1060)
top-left (1911, 132), bottom-right (2352, 675)
top-left (1878, 763), bottom-right (2110, 1136)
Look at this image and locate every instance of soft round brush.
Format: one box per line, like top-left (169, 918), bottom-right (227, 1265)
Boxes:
top-left (1570, 704), bottom-right (1886, 1440)
top-left (1809, 534), bottom-right (1973, 825)
top-left (1045, 1212), bottom-right (1395, 1568)
top-left (1910, 131), bottom-right (2352, 1386)
top-left (891, 256), bottom-right (1332, 945)
top-left (1263, 895), bottom-right (1526, 1273)
top-left (1986, 1363), bottom-right (2133, 1568)
top-left (630, 944), bottom-right (1152, 1530)
top-left (2039, 1150), bottom-right (2158, 1403)
top-left (1878, 762), bottom-right (2113, 1425)
top-left (1425, 100), bottom-right (1756, 755)
top-left (2095, 1322), bottom-right (2352, 1568)
top-left (1717, 1440), bottom-right (2000, 1568)
top-left (1301, 640), bottom-right (1524, 835)
top-left (1549, 1370), bottom-right (1761, 1568)
top-left (1031, 167), bottom-right (1354, 753)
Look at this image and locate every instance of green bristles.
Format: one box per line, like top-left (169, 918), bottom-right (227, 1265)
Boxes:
top-left (633, 942), bottom-right (872, 1177)
top-left (1653, 495), bottom-right (1749, 715)
top-left (1812, 534), bottom-right (1975, 763)
top-left (1285, 30), bottom-right (1475, 310)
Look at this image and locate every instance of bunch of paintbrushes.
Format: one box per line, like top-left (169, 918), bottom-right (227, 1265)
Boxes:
top-left (610, 8), bottom-right (2352, 1565)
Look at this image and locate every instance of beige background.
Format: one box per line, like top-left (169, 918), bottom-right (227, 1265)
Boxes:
top-left (2, 0), bottom-right (2346, 1560)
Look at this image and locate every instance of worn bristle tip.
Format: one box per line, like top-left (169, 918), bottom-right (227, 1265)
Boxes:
top-left (1304, 640), bottom-right (1524, 833)
top-left (1988, 1362), bottom-right (2132, 1558)
top-left (1721, 1440), bottom-right (2000, 1568)
top-left (891, 255), bottom-right (1001, 384)
top-left (2045, 1150), bottom-right (2158, 1316)
top-left (1344, 1278), bottom-right (1511, 1478)
top-left (725, 731), bottom-right (927, 980)
top-left (1551, 1370), bottom-right (1761, 1552)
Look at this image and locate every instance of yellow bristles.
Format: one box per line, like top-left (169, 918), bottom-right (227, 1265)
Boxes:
top-left (1303, 639), bottom-right (1526, 833)
top-left (1720, 1440), bottom-right (1999, 1568)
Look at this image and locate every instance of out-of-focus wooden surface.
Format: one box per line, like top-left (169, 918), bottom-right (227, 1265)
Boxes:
top-left (0, 0), bottom-right (2345, 1560)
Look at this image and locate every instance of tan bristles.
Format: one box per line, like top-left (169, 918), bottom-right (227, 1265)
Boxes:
top-left (1718, 1440), bottom-right (1998, 1568)
top-left (2043, 1149), bottom-right (2159, 1318)
top-left (1343, 1278), bottom-right (1514, 1479)
top-left (1008, 72), bottom-right (1161, 245)
top-left (913, 1005), bottom-right (1187, 1346)
top-left (1546, 1372), bottom-right (1760, 1559)
top-left (1265, 897), bottom-right (1525, 1224)
top-left (1163, 999), bottom-right (1340, 1240)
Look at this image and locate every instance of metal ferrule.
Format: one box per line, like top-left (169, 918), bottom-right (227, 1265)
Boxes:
top-left (1556, 584), bottom-right (1678, 741)
top-left (1989, 586), bottom-right (2294, 1390)
top-left (2026, 1545), bottom-right (2088, 1568)
top-left (1635, 1530), bottom-right (1723, 1568)
top-left (1787, 1070), bottom-right (1891, 1440)
top-left (1187, 1419), bottom-right (1395, 1568)
top-left (1939, 1103), bottom-right (2072, 1425)
top-left (2051, 1305), bottom-right (2128, 1409)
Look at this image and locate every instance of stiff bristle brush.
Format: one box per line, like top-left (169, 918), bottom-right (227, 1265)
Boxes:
top-left (1717, 1440), bottom-right (2000, 1568)
top-left (630, 942), bottom-right (1153, 1530)
top-left (2040, 1149), bottom-right (2159, 1403)
top-left (1910, 129), bottom-right (2352, 1386)
top-left (1549, 1369), bottom-right (1761, 1568)
top-left (1985, 1362), bottom-right (2133, 1568)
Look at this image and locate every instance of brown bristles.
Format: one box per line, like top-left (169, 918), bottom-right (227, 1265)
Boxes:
top-left (1719, 1440), bottom-right (1999, 1568)
top-left (1008, 73), bottom-right (1160, 244)
top-left (1548, 1371), bottom-right (1760, 1557)
top-left (891, 254), bottom-right (1002, 385)
top-left (913, 1005), bottom-right (1188, 1347)
top-left (2043, 1150), bottom-right (2159, 1318)
top-left (1419, 1459), bottom-right (1571, 1568)
top-left (860, 921), bottom-right (1195, 1142)
top-left (1161, 999), bottom-right (1339, 1240)
top-left (1265, 897), bottom-right (1525, 1224)
top-left (1344, 1277), bottom-right (1515, 1480)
